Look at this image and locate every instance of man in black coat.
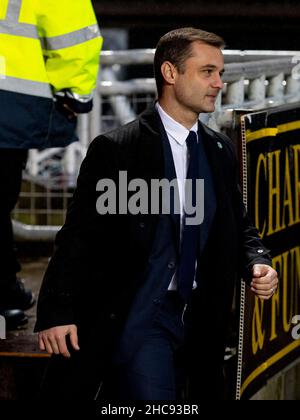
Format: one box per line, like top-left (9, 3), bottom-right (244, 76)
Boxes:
top-left (35, 28), bottom-right (278, 400)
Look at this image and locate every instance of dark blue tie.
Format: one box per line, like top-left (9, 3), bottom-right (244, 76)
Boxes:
top-left (177, 131), bottom-right (200, 302)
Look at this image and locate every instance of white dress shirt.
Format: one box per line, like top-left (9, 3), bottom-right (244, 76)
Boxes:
top-left (156, 102), bottom-right (198, 290)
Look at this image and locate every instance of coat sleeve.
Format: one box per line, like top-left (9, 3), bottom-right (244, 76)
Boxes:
top-left (34, 136), bottom-right (117, 332)
top-left (36, 0), bottom-right (103, 112)
top-left (236, 183), bottom-right (272, 282)
top-left (218, 132), bottom-right (272, 283)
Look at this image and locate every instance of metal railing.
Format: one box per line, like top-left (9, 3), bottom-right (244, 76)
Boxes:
top-left (13, 49), bottom-right (300, 240)
top-left (27, 49), bottom-right (300, 177)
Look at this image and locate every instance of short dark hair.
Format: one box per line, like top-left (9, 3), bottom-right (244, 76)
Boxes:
top-left (154, 27), bottom-right (225, 97)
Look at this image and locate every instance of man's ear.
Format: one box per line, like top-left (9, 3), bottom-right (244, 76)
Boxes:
top-left (160, 61), bottom-right (177, 86)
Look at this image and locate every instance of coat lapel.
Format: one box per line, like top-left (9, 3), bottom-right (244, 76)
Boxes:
top-left (199, 122), bottom-right (226, 206)
top-left (138, 106), bottom-right (181, 248)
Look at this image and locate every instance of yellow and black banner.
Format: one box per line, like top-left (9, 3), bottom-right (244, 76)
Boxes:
top-left (238, 103), bottom-right (300, 399)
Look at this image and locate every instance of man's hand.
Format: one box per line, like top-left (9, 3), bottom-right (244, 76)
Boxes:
top-left (38, 324), bottom-right (80, 358)
top-left (251, 264), bottom-right (278, 300)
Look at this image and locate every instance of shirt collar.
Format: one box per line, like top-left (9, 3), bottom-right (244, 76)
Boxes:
top-left (156, 102), bottom-right (198, 146)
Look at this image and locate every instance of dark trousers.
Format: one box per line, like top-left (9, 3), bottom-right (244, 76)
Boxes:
top-left (0, 149), bottom-right (28, 286)
top-left (106, 291), bottom-right (187, 400)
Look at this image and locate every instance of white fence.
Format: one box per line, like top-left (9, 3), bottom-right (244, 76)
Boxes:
top-left (13, 49), bottom-right (300, 239)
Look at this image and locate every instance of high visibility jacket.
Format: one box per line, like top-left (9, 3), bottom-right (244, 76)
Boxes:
top-left (0, 0), bottom-right (103, 149)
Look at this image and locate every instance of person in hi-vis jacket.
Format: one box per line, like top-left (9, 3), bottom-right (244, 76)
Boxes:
top-left (0, 0), bottom-right (102, 329)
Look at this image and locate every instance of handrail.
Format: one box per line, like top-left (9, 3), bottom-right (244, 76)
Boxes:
top-left (99, 49), bottom-right (300, 66)
top-left (99, 78), bottom-right (156, 95)
top-left (224, 58), bottom-right (295, 82)
top-left (101, 49), bottom-right (155, 65)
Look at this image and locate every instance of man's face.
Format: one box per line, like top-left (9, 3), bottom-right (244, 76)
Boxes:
top-left (172, 41), bottom-right (224, 114)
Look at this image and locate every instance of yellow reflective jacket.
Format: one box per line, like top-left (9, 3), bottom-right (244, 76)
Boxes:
top-left (0, 0), bottom-right (103, 149)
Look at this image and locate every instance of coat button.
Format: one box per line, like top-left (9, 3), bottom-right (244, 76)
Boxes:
top-left (139, 222), bottom-right (145, 228)
top-left (153, 298), bottom-right (161, 305)
top-left (168, 261), bottom-right (175, 269)
top-left (110, 313), bottom-right (116, 320)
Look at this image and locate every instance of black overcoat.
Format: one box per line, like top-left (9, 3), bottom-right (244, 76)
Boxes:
top-left (35, 105), bottom-right (271, 399)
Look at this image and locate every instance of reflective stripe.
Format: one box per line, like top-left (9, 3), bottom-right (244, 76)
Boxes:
top-left (0, 21), bottom-right (38, 39)
top-left (66, 90), bottom-right (93, 103)
top-left (5, 0), bottom-right (22, 21)
top-left (41, 24), bottom-right (101, 51)
top-left (0, 76), bottom-right (52, 98)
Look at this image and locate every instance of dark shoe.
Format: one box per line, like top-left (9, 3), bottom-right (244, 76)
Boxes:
top-left (0, 308), bottom-right (28, 330)
top-left (0, 278), bottom-right (35, 311)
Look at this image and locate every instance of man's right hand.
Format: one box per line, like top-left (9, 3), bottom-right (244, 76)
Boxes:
top-left (38, 324), bottom-right (80, 358)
